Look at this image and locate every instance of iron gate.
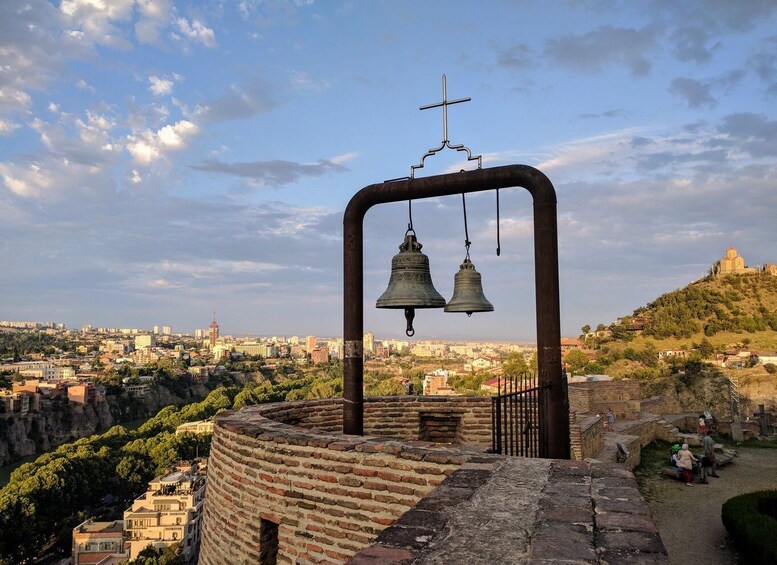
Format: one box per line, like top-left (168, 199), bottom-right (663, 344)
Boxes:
top-left (491, 373), bottom-right (551, 457)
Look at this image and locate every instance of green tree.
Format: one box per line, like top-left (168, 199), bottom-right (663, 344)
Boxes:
top-left (503, 353), bottom-right (529, 378)
top-left (564, 349), bottom-right (589, 374)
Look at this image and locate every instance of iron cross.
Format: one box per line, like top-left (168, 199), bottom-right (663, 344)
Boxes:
top-left (419, 74), bottom-right (471, 144)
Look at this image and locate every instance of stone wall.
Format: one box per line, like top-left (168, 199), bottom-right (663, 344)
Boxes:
top-left (568, 381), bottom-right (642, 419)
top-left (199, 397), bottom-right (492, 565)
top-left (570, 413), bottom-right (603, 461)
top-left (567, 386), bottom-right (591, 416)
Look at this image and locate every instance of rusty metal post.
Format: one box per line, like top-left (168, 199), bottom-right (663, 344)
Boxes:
top-left (343, 164), bottom-right (570, 459)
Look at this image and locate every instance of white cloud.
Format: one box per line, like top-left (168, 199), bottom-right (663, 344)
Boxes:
top-left (127, 119), bottom-right (199, 164)
top-left (135, 0), bottom-right (172, 43)
top-left (173, 17), bottom-right (216, 47)
top-left (0, 87), bottom-right (32, 112)
top-left (149, 278), bottom-right (182, 289)
top-left (330, 152), bottom-right (359, 165)
top-left (148, 75), bottom-right (174, 96)
top-left (59, 0), bottom-right (135, 48)
top-left (0, 162), bottom-right (52, 198)
top-left (0, 118), bottom-right (20, 136)
top-left (76, 79), bottom-right (95, 92)
top-left (157, 120), bottom-right (197, 147)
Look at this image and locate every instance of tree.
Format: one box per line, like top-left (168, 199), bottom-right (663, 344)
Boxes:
top-left (581, 325), bottom-right (591, 336)
top-left (564, 349), bottom-right (589, 374)
top-left (503, 353), bottom-right (529, 378)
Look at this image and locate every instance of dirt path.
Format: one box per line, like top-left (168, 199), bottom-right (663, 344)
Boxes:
top-left (642, 448), bottom-right (777, 564)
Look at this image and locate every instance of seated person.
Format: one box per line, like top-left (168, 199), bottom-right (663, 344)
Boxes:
top-left (669, 444), bottom-right (682, 478)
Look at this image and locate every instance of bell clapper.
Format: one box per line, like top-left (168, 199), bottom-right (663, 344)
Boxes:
top-left (404, 308), bottom-right (416, 337)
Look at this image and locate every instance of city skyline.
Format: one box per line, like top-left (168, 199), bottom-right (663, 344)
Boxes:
top-left (1, 1), bottom-right (776, 340)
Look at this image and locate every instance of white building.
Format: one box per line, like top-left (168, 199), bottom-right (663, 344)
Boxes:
top-left (135, 334), bottom-right (156, 349)
top-left (124, 464), bottom-right (206, 562)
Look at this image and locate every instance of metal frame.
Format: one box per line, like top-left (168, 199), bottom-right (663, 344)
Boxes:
top-left (343, 164), bottom-right (570, 459)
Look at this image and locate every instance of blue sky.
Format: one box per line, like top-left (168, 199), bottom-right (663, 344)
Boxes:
top-left (1, 0), bottom-right (776, 341)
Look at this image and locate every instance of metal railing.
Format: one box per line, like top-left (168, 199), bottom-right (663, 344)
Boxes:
top-left (491, 373), bottom-right (550, 457)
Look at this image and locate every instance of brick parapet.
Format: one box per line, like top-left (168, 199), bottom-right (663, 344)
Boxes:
top-left (199, 397), bottom-right (493, 565)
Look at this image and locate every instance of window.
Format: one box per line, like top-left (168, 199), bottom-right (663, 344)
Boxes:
top-left (259, 518), bottom-right (279, 565)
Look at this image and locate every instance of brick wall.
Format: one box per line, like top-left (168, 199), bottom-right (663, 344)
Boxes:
top-left (255, 396), bottom-right (493, 447)
top-left (199, 397), bottom-right (492, 565)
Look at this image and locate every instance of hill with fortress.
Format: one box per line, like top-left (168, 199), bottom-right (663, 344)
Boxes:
top-left (594, 247), bottom-right (777, 351)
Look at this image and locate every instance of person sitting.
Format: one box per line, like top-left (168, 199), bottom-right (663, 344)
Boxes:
top-left (669, 443), bottom-right (682, 478)
top-left (676, 443), bottom-right (698, 486)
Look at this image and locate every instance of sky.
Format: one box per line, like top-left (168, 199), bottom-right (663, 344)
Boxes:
top-left (1, 0), bottom-right (776, 341)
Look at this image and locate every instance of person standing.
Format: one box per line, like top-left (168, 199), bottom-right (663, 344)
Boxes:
top-left (607, 408), bottom-right (615, 432)
top-left (676, 443), bottom-right (698, 486)
top-left (703, 429), bottom-right (720, 478)
top-left (699, 414), bottom-right (707, 436)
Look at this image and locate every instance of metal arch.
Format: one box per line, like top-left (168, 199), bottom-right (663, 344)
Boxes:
top-left (342, 164), bottom-right (570, 460)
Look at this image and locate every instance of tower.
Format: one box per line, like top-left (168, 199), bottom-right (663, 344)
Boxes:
top-left (209, 308), bottom-right (220, 348)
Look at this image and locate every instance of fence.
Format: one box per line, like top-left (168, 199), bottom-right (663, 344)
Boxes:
top-left (491, 373), bottom-right (550, 457)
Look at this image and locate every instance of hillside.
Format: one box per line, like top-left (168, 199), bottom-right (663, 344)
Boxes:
top-left (593, 273), bottom-right (777, 351)
top-left (577, 272), bottom-right (777, 413)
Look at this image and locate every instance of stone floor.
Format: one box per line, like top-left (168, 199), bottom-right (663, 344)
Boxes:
top-left (347, 456), bottom-right (668, 564)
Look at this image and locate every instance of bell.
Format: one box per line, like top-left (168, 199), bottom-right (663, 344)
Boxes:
top-left (444, 257), bottom-right (494, 316)
top-left (377, 231), bottom-right (446, 336)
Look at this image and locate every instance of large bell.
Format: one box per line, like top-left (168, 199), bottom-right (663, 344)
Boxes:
top-left (376, 231), bottom-right (446, 336)
top-left (444, 257), bottom-right (494, 316)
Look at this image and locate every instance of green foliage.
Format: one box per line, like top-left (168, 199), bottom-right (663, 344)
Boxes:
top-left (123, 542), bottom-right (185, 565)
top-left (365, 377), bottom-right (405, 396)
top-left (564, 349), bottom-right (589, 374)
top-left (503, 353), bottom-right (529, 377)
top-left (0, 331), bottom-right (75, 357)
top-left (592, 275), bottom-right (777, 343)
top-left (447, 372), bottom-right (491, 395)
top-left (722, 490), bottom-right (777, 564)
top-left (0, 386), bottom-right (237, 562)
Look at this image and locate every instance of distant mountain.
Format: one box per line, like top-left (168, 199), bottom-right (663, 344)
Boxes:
top-left (603, 274), bottom-right (777, 344)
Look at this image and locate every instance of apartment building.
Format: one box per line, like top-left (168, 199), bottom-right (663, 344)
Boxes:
top-left (123, 463), bottom-right (206, 562)
top-left (71, 520), bottom-right (126, 565)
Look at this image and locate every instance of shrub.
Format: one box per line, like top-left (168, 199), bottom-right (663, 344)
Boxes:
top-left (765, 363), bottom-right (777, 374)
top-left (722, 490), bottom-right (777, 564)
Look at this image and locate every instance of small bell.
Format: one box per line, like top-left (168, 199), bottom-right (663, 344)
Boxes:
top-left (376, 230), bottom-right (446, 336)
top-left (444, 257), bottom-right (494, 316)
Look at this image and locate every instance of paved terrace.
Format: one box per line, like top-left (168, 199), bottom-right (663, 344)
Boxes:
top-left (348, 457), bottom-right (667, 565)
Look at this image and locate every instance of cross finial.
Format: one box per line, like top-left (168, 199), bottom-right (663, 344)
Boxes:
top-left (408, 75), bottom-right (481, 179)
top-left (419, 74), bottom-right (471, 144)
